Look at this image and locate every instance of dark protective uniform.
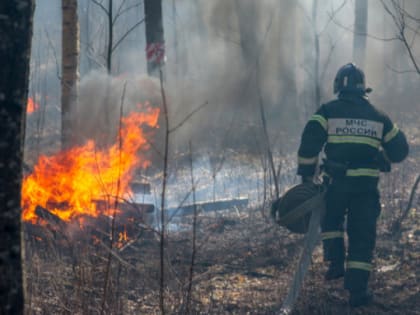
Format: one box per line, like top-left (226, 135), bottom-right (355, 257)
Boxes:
top-left (297, 92), bottom-right (409, 296)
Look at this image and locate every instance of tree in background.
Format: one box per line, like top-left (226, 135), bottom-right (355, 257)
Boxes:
top-left (0, 1), bottom-right (35, 314)
top-left (89, 0), bottom-right (145, 74)
top-left (381, 0), bottom-right (420, 75)
top-left (84, 0), bottom-right (145, 145)
top-left (61, 0), bottom-right (80, 149)
top-left (353, 0), bottom-right (368, 68)
top-left (144, 0), bottom-right (165, 77)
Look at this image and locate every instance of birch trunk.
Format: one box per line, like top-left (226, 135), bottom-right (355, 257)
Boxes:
top-left (61, 0), bottom-right (79, 149)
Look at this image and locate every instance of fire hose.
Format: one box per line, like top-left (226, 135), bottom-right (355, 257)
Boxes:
top-left (271, 184), bottom-right (326, 314)
top-left (278, 198), bottom-right (324, 314)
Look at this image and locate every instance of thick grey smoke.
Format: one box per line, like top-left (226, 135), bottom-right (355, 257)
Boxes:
top-left (161, 0), bottom-right (302, 153)
top-left (28, 0), bottom-right (420, 160)
top-left (161, 0), bottom-right (420, 152)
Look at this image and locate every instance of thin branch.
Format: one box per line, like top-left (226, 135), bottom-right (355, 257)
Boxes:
top-left (91, 0), bottom-right (108, 15)
top-left (99, 82), bottom-right (127, 315)
top-left (381, 0), bottom-right (398, 22)
top-left (385, 63), bottom-right (419, 74)
top-left (86, 49), bottom-right (107, 70)
top-left (320, 36), bottom-right (338, 82)
top-left (296, 1), bottom-right (313, 27)
top-left (159, 68), bottom-right (169, 315)
top-left (319, 0), bottom-right (347, 35)
top-left (400, 7), bottom-right (420, 23)
top-left (378, 0), bottom-right (420, 74)
top-left (185, 141), bottom-right (197, 315)
top-left (330, 14), bottom-right (399, 42)
top-left (400, 174), bottom-right (420, 223)
top-left (113, 0), bottom-right (128, 23)
top-left (392, 174), bottom-right (420, 238)
top-left (253, 5), bottom-right (280, 199)
top-left (97, 239), bottom-right (137, 271)
top-left (168, 101), bottom-right (209, 133)
top-left (114, 1), bottom-right (142, 23)
top-left (44, 29), bottom-right (61, 81)
top-left (256, 61), bottom-right (279, 199)
top-left (400, 41), bottom-right (420, 74)
top-left (111, 18), bottom-right (145, 52)
top-left (398, 23), bottom-right (420, 74)
top-left (410, 23), bottom-right (420, 47)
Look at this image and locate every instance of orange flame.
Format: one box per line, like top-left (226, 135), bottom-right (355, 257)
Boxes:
top-left (118, 230), bottom-right (128, 242)
top-left (27, 97), bottom-right (40, 114)
top-left (22, 104), bottom-right (160, 224)
top-left (116, 228), bottom-right (129, 248)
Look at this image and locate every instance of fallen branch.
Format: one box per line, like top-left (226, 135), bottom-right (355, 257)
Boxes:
top-left (166, 198), bottom-right (248, 217)
top-left (35, 205), bottom-right (66, 227)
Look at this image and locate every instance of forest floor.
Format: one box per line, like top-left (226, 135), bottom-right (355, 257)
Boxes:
top-left (145, 206), bottom-right (419, 315)
top-left (24, 130), bottom-right (419, 315)
top-left (24, 171), bottom-right (419, 314)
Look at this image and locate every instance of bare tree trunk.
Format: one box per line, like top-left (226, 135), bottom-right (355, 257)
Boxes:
top-left (172, 0), bottom-right (179, 77)
top-left (144, 0), bottom-right (165, 77)
top-left (301, 0), bottom-right (320, 117)
top-left (312, 0), bottom-right (321, 111)
top-left (0, 1), bottom-right (35, 314)
top-left (61, 0), bottom-right (80, 150)
top-left (353, 0), bottom-right (368, 68)
top-left (106, 0), bottom-right (113, 73)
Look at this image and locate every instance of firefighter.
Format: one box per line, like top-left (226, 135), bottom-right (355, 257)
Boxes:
top-left (297, 63), bottom-right (409, 307)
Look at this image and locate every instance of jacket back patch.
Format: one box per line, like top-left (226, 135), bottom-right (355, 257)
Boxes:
top-left (328, 118), bottom-right (383, 139)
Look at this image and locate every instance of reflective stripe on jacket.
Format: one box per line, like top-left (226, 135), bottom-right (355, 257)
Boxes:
top-left (297, 93), bottom-right (409, 191)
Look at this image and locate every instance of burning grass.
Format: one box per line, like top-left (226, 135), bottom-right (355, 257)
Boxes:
top-left (23, 148), bottom-right (419, 315)
top-left (22, 105), bottom-right (159, 224)
top-left (22, 119), bottom-right (419, 314)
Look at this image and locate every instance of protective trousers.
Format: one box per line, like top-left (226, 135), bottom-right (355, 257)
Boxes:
top-left (321, 187), bottom-right (381, 293)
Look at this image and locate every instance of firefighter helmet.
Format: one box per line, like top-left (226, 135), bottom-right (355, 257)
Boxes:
top-left (333, 63), bottom-right (370, 95)
top-left (271, 182), bottom-right (325, 234)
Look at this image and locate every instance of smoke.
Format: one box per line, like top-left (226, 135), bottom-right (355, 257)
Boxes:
top-left (75, 70), bottom-right (161, 146)
top-left (160, 0), bottom-right (302, 154)
top-left (28, 0), bottom-right (420, 160)
top-left (164, 0), bottom-right (420, 147)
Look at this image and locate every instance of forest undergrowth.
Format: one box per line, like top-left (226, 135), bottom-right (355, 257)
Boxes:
top-left (23, 131), bottom-right (419, 315)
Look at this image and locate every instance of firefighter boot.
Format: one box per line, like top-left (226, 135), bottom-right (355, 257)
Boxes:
top-left (345, 266), bottom-right (372, 305)
top-left (349, 289), bottom-right (373, 307)
top-left (324, 261), bottom-right (345, 280)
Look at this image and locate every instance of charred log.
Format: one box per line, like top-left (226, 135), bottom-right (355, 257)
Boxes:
top-left (167, 197), bottom-right (248, 217)
top-left (35, 205), bottom-right (67, 226)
